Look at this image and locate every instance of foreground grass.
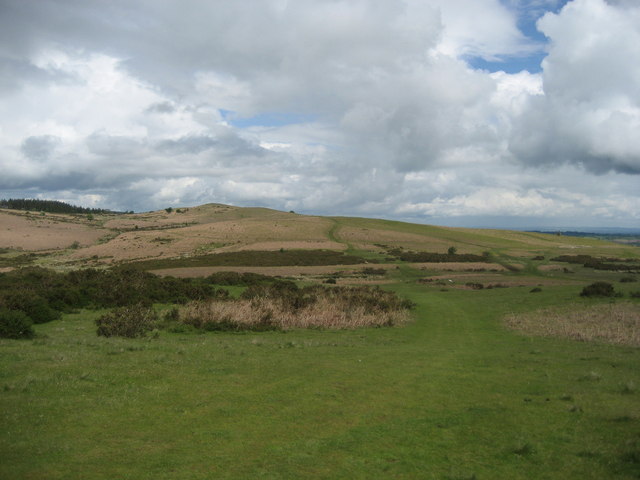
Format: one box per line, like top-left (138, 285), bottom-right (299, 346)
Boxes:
top-left (1, 284), bottom-right (640, 479)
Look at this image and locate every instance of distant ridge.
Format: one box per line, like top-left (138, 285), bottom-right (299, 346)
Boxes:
top-left (529, 227), bottom-right (640, 235)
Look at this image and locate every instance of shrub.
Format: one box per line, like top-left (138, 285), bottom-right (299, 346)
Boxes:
top-left (620, 276), bottom-right (637, 283)
top-left (0, 292), bottom-right (61, 324)
top-left (580, 282), bottom-right (617, 298)
top-left (360, 267), bottom-right (386, 276)
top-left (96, 304), bottom-right (158, 338)
top-left (0, 309), bottom-right (34, 339)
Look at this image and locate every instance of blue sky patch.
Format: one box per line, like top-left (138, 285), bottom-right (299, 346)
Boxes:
top-left (221, 110), bottom-right (317, 128)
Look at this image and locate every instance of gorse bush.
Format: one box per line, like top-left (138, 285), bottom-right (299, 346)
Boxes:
top-left (580, 282), bottom-right (618, 298)
top-left (0, 291), bottom-right (61, 324)
top-left (0, 308), bottom-right (34, 339)
top-left (552, 255), bottom-right (640, 272)
top-left (128, 249), bottom-right (370, 270)
top-left (0, 266), bottom-right (226, 322)
top-left (393, 250), bottom-right (487, 263)
top-left (95, 304), bottom-right (158, 338)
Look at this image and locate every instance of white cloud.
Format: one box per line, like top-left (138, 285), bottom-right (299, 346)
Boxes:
top-left (510, 0), bottom-right (640, 174)
top-left (432, 0), bottom-right (537, 60)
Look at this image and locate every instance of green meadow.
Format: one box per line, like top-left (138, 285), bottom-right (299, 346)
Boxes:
top-left (2, 268), bottom-right (639, 479)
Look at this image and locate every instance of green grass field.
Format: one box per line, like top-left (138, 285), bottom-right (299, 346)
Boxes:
top-left (2, 265), bottom-right (639, 479)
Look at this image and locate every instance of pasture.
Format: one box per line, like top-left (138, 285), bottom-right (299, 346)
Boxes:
top-left (1, 204), bottom-right (639, 478)
top-left (2, 274), bottom-right (639, 478)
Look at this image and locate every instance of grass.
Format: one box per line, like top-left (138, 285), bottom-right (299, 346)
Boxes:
top-left (2, 272), bottom-right (640, 479)
top-left (2, 207), bottom-right (640, 478)
top-left (505, 302), bottom-right (640, 347)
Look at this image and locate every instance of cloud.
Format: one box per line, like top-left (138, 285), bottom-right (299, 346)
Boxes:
top-left (0, 0), bottom-right (638, 227)
top-left (20, 135), bottom-right (61, 162)
top-left (509, 0), bottom-right (640, 174)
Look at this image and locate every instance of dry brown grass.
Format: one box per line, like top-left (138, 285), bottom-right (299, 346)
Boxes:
top-left (0, 210), bottom-right (108, 250)
top-left (504, 303), bottom-right (640, 347)
top-left (181, 288), bottom-right (411, 330)
top-left (70, 208), bottom-right (340, 264)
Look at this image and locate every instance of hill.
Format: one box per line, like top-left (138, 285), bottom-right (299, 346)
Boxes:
top-left (1, 203), bottom-right (638, 275)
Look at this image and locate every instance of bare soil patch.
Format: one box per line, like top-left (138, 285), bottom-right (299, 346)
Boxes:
top-left (504, 302), bottom-right (640, 347)
top-left (338, 226), bottom-right (452, 252)
top-left (0, 210), bottom-right (108, 251)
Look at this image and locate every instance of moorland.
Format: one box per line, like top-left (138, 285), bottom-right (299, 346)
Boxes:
top-left (1, 202), bottom-right (639, 479)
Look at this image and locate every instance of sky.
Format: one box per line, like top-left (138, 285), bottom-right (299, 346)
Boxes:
top-left (1, 0), bottom-right (639, 229)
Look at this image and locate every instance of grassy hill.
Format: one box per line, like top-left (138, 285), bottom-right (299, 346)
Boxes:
top-left (1, 203), bottom-right (639, 479)
top-left (1, 203), bottom-right (637, 272)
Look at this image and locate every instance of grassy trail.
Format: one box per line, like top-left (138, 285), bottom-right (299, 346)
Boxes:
top-left (1, 283), bottom-right (639, 479)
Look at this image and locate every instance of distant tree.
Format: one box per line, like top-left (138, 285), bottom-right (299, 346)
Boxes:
top-left (165, 207), bottom-right (173, 213)
top-left (448, 246), bottom-right (457, 255)
top-left (0, 198), bottom-right (110, 215)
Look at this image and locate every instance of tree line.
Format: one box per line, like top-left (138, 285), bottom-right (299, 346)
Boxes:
top-left (0, 198), bottom-right (111, 214)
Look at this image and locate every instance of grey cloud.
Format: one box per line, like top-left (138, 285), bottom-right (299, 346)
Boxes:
top-left (155, 136), bottom-right (217, 156)
top-left (21, 135), bottom-right (61, 162)
top-left (145, 101), bottom-right (176, 114)
top-left (86, 133), bottom-right (147, 158)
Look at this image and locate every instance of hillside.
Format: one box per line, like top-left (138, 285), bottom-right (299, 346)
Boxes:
top-left (1, 203), bottom-right (638, 275)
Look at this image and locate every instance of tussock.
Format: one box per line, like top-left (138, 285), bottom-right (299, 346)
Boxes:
top-left (504, 303), bottom-right (640, 347)
top-left (181, 286), bottom-right (413, 330)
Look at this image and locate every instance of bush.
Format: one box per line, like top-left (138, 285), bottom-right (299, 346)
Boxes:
top-left (620, 276), bottom-right (637, 283)
top-left (0, 291), bottom-right (61, 324)
top-left (580, 282), bottom-right (617, 298)
top-left (96, 305), bottom-right (158, 338)
top-left (0, 309), bottom-right (34, 339)
top-left (360, 267), bottom-right (386, 276)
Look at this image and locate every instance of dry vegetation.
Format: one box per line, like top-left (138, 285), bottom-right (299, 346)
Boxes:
top-left (3, 203), bottom-right (638, 273)
top-left (180, 285), bottom-right (413, 331)
top-left (504, 302), bottom-right (640, 347)
top-left (0, 209), bottom-right (107, 250)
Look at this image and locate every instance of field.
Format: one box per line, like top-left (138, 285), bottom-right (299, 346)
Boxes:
top-left (1, 204), bottom-right (639, 478)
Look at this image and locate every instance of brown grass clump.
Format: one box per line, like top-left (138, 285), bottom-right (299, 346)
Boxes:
top-left (504, 303), bottom-right (640, 347)
top-left (180, 285), bottom-right (413, 331)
